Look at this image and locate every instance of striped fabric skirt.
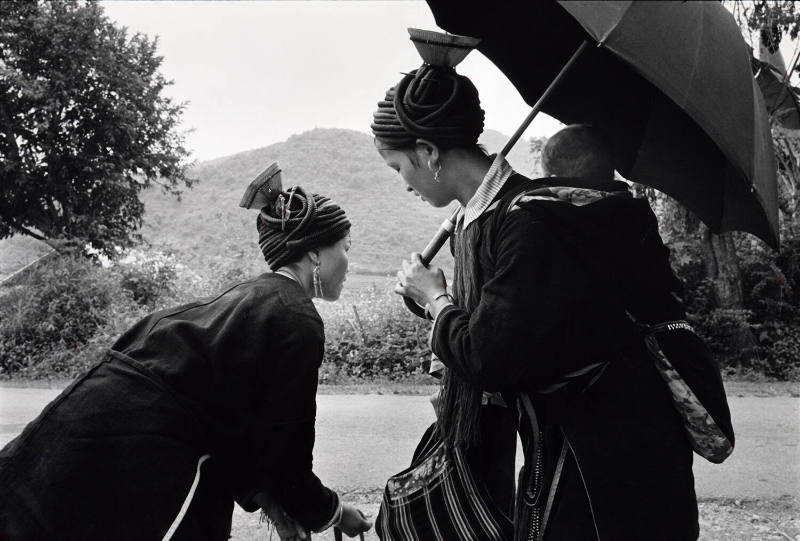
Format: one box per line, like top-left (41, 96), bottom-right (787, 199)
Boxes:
top-left (376, 422), bottom-right (513, 540)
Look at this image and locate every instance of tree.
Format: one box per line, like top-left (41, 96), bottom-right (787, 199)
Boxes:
top-left (675, 2), bottom-right (800, 310)
top-left (727, 0), bottom-right (800, 239)
top-left (0, 0), bottom-right (194, 254)
top-left (528, 136), bottom-right (548, 176)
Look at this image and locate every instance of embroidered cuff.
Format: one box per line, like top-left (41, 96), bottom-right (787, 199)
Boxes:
top-left (313, 492), bottom-right (342, 533)
top-left (430, 303), bottom-right (458, 352)
top-left (429, 354), bottom-right (446, 378)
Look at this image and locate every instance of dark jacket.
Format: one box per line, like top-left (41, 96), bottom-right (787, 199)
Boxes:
top-left (0, 273), bottom-right (337, 541)
top-left (431, 175), bottom-right (727, 540)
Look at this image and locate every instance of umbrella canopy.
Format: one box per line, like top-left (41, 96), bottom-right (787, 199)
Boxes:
top-left (426, 0), bottom-right (780, 247)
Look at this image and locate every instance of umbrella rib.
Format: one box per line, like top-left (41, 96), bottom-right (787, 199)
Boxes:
top-left (501, 41), bottom-right (590, 156)
top-left (679, 4), bottom-right (706, 108)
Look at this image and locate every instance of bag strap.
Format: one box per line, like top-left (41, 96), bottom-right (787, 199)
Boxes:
top-left (488, 179), bottom-right (548, 254)
top-left (517, 392), bottom-right (542, 506)
top-left (539, 439), bottom-right (569, 541)
top-left (644, 319), bottom-right (695, 335)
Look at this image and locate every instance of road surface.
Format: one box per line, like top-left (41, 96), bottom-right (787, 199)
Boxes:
top-left (1, 388), bottom-right (797, 498)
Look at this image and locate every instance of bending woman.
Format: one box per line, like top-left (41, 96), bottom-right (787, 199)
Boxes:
top-left (0, 177), bottom-right (372, 541)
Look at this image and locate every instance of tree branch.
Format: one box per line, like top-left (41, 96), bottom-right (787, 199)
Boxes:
top-left (4, 221), bottom-right (48, 242)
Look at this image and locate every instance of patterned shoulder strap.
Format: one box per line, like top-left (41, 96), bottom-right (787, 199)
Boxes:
top-left (487, 179), bottom-right (549, 251)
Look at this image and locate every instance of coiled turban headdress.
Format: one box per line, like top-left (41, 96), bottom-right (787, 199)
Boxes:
top-left (371, 29), bottom-right (485, 149)
top-left (240, 163), bottom-right (351, 270)
top-left (371, 66), bottom-right (484, 149)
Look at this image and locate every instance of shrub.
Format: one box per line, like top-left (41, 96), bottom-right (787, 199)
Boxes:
top-left (117, 249), bottom-right (178, 307)
top-left (689, 308), bottom-right (756, 374)
top-left (317, 283), bottom-right (434, 383)
top-left (763, 331), bottom-right (800, 380)
top-left (668, 241), bottom-right (716, 315)
top-left (670, 231), bottom-right (800, 381)
top-left (0, 255), bottom-right (121, 377)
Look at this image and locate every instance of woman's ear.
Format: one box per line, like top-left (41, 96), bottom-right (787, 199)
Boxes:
top-left (415, 139), bottom-right (440, 163)
top-left (308, 250), bottom-right (321, 266)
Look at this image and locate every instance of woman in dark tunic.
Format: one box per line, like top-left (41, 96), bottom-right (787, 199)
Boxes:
top-left (0, 177), bottom-right (372, 541)
top-left (370, 57), bottom-right (730, 539)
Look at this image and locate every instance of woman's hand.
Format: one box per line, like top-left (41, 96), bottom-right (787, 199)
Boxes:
top-left (337, 502), bottom-right (372, 537)
top-left (253, 491), bottom-right (308, 541)
top-left (395, 252), bottom-right (447, 307)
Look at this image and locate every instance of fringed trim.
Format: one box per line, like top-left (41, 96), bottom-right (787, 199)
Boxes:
top-left (437, 219), bottom-right (485, 449)
top-left (437, 368), bottom-right (484, 448)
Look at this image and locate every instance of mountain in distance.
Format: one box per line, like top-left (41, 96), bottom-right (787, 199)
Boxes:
top-left (141, 128), bottom-right (543, 276)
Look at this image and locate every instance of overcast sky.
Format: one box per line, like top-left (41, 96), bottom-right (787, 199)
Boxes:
top-left (101, 1), bottom-right (563, 162)
top-left (100, 1), bottom-right (800, 163)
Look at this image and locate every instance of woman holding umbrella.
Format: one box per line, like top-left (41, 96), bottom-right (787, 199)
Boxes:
top-left (371, 50), bottom-right (728, 539)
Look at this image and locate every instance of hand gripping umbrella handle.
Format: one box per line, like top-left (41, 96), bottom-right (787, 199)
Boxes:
top-left (403, 207), bottom-right (460, 319)
top-left (402, 40), bottom-right (590, 319)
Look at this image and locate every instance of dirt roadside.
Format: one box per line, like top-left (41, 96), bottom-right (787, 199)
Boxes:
top-left (228, 492), bottom-right (800, 541)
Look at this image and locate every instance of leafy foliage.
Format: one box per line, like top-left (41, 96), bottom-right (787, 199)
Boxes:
top-left (0, 254), bottom-right (136, 377)
top-left (773, 127), bottom-right (800, 237)
top-left (670, 229), bottom-right (800, 379)
top-left (727, 1), bottom-right (800, 48)
top-left (116, 250), bottom-right (177, 308)
top-left (318, 283), bottom-right (433, 383)
top-left (0, 0), bottom-right (194, 254)
top-left (0, 253), bottom-right (435, 382)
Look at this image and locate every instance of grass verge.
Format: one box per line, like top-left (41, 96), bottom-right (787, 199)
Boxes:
top-left (2, 378), bottom-right (799, 397)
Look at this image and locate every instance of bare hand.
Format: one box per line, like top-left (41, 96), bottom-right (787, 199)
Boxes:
top-left (394, 252), bottom-right (447, 307)
top-left (337, 503), bottom-right (372, 537)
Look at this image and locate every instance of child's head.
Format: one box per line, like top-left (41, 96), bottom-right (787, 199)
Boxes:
top-left (542, 124), bottom-right (615, 181)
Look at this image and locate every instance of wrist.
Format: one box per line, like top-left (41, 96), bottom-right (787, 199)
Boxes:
top-left (315, 493), bottom-right (343, 533)
top-left (333, 501), bottom-right (345, 526)
top-left (431, 291), bottom-right (454, 304)
top-left (425, 291), bottom-right (455, 320)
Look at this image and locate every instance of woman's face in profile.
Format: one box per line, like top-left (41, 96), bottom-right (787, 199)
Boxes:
top-left (378, 149), bottom-right (450, 208)
top-left (318, 233), bottom-right (351, 301)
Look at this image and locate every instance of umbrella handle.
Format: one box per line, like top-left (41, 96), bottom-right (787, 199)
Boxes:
top-left (401, 40), bottom-right (590, 318)
top-left (403, 208), bottom-right (460, 319)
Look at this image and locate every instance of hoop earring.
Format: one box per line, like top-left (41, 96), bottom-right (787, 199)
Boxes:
top-left (312, 262), bottom-right (323, 297)
top-left (427, 159), bottom-right (442, 183)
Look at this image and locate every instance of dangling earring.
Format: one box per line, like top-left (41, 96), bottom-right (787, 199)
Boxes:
top-left (312, 261), bottom-right (323, 297)
top-left (427, 159), bottom-right (442, 183)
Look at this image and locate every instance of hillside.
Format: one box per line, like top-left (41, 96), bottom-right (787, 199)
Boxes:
top-left (141, 128), bottom-right (542, 275)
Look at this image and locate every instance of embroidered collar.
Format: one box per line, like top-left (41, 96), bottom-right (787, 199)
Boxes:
top-left (462, 153), bottom-right (515, 228)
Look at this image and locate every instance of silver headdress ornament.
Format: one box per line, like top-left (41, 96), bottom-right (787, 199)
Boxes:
top-left (239, 162), bottom-right (283, 210)
top-left (239, 161), bottom-right (297, 227)
top-left (407, 28), bottom-right (481, 68)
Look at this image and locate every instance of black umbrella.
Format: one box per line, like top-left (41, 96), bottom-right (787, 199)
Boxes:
top-left (423, 0), bottom-right (779, 248)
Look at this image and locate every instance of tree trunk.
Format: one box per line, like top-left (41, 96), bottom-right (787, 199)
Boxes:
top-left (700, 227), bottom-right (744, 308)
top-left (700, 227), bottom-right (757, 371)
